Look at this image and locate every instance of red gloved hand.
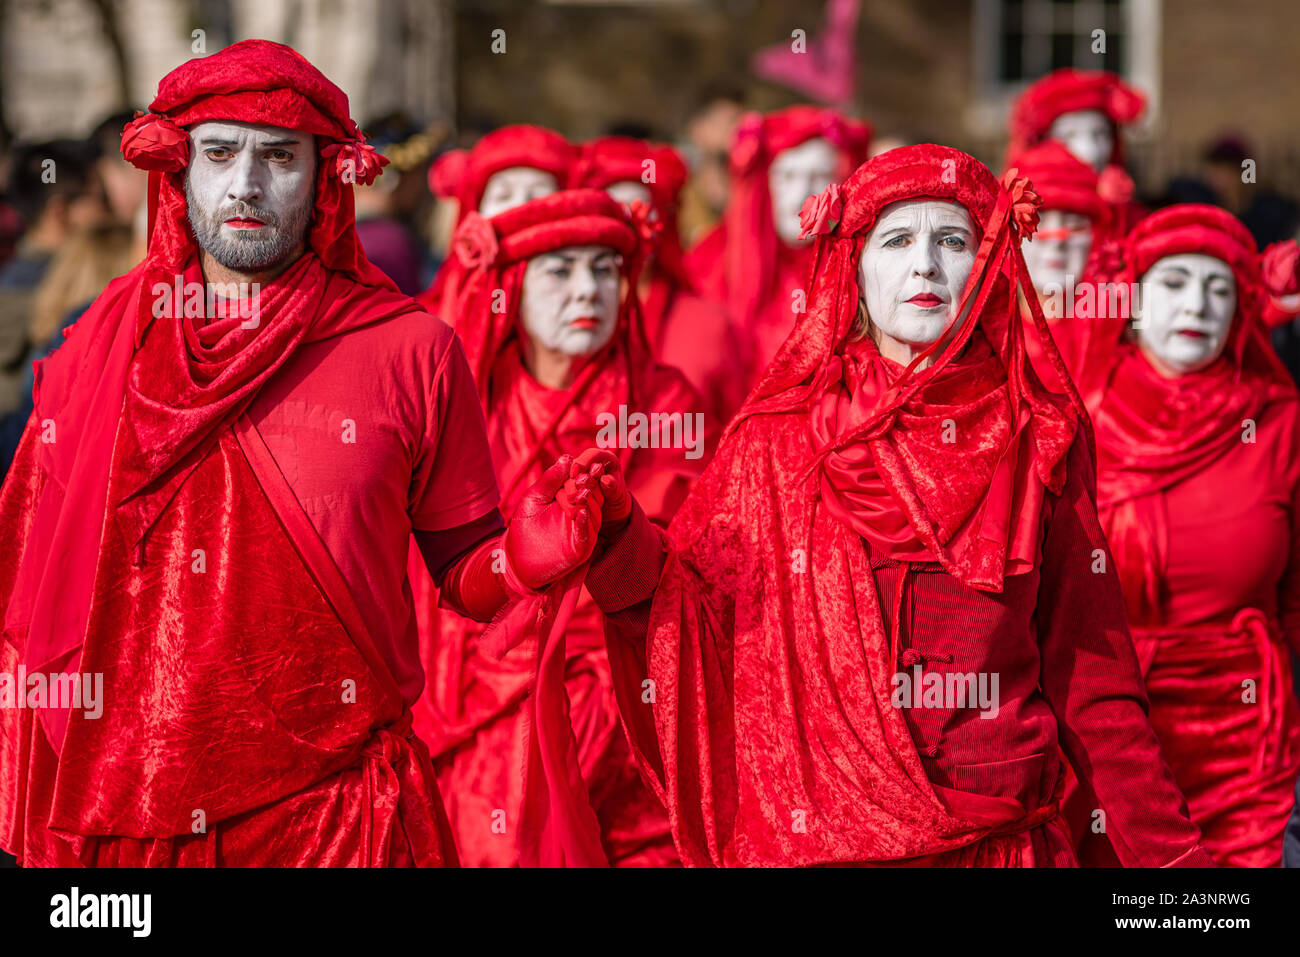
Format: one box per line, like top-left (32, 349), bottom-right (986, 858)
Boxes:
top-left (504, 454), bottom-right (604, 591)
top-left (565, 448), bottom-right (632, 531)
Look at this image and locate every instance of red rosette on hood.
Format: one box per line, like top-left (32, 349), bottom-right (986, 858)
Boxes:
top-left (120, 111), bottom-right (190, 172)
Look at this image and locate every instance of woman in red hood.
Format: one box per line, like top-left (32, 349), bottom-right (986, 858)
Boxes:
top-left (1007, 68), bottom-right (1148, 232)
top-left (1004, 139), bottom-right (1132, 390)
top-left (408, 189), bottom-right (708, 866)
top-left (574, 144), bottom-right (1214, 867)
top-left (685, 105), bottom-right (870, 397)
top-left (417, 124), bottom-right (575, 318)
top-left (575, 135), bottom-right (745, 426)
top-left (1071, 205), bottom-right (1300, 867)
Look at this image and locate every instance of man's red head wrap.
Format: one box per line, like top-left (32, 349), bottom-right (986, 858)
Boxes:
top-left (120, 38), bottom-right (394, 291)
top-left (572, 135), bottom-right (693, 290)
top-left (721, 104), bottom-right (872, 326)
top-left (427, 124), bottom-right (576, 228)
top-left (1006, 68), bottom-right (1146, 167)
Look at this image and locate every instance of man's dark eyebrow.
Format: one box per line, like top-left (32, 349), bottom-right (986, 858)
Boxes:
top-left (196, 137), bottom-right (301, 148)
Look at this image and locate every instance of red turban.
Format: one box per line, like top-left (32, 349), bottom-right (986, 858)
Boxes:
top-left (1007, 68), bottom-right (1146, 166)
top-left (1004, 138), bottom-right (1133, 237)
top-left (445, 188), bottom-right (648, 406)
top-left (717, 105), bottom-right (872, 327)
top-left (428, 124), bottom-right (575, 228)
top-left (572, 135), bottom-right (693, 290)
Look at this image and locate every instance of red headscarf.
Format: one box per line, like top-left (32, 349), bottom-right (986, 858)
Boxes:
top-left (8, 39), bottom-right (418, 747)
top-left (446, 188), bottom-right (649, 457)
top-left (703, 104), bottom-right (871, 328)
top-left (572, 135), bottom-right (693, 292)
top-left (1006, 68), bottom-right (1146, 166)
top-left (1086, 204), bottom-right (1298, 617)
top-left (729, 143), bottom-right (1085, 592)
top-left (428, 124), bottom-right (575, 229)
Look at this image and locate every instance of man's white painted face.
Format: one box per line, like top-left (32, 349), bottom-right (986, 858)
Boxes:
top-left (1137, 254), bottom-right (1237, 376)
top-left (769, 137), bottom-right (838, 244)
top-left (860, 200), bottom-right (978, 351)
top-left (1047, 110), bottom-right (1114, 173)
top-left (1022, 208), bottom-right (1093, 295)
top-left (185, 120), bottom-right (316, 272)
top-left (480, 167), bottom-right (558, 218)
top-left (520, 245), bottom-right (622, 359)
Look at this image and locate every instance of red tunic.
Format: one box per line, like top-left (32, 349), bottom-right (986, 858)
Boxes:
top-left (409, 344), bottom-right (705, 866)
top-left (1084, 350), bottom-right (1300, 867)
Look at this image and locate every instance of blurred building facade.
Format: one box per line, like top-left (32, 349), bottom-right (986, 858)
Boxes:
top-left (3, 0), bottom-right (1297, 195)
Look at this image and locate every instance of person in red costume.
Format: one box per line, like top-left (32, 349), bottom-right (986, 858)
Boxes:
top-left (569, 144), bottom-right (1216, 867)
top-left (574, 135), bottom-right (745, 426)
top-left (1007, 68), bottom-right (1148, 232)
top-left (1068, 205), bottom-right (1300, 867)
top-left (685, 105), bottom-right (871, 396)
top-left (1005, 139), bottom-right (1132, 390)
top-left (418, 125), bottom-right (575, 319)
top-left (0, 40), bottom-right (605, 868)
top-left (409, 189), bottom-right (707, 866)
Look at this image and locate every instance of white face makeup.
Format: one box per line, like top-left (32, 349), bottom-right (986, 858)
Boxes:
top-left (769, 137), bottom-right (838, 244)
top-left (479, 167), bottom-right (558, 218)
top-left (1137, 253), bottom-right (1237, 377)
top-left (520, 245), bottom-right (622, 358)
top-left (606, 180), bottom-right (653, 209)
top-left (1047, 110), bottom-right (1114, 173)
top-left (860, 200), bottom-right (978, 360)
top-left (1021, 208), bottom-right (1093, 297)
top-left (185, 120), bottom-right (317, 272)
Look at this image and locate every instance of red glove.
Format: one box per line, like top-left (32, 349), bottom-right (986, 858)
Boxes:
top-left (504, 454), bottom-right (604, 591)
top-left (566, 448), bottom-right (632, 532)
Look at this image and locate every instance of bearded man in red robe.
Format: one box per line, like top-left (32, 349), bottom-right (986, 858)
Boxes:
top-left (0, 40), bottom-right (603, 867)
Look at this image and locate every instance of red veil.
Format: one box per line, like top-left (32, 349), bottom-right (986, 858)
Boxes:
top-left (610, 144), bottom-right (1093, 866)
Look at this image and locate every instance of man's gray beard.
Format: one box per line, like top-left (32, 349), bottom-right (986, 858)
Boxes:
top-left (185, 175), bottom-right (314, 272)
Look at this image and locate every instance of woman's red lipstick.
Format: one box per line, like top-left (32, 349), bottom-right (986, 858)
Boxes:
top-left (907, 293), bottom-right (943, 308)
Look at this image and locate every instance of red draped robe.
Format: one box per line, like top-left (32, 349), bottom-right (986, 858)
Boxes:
top-left (409, 342), bottom-right (706, 866)
top-left (586, 334), bottom-right (1212, 867)
top-left (1080, 345), bottom-right (1300, 867)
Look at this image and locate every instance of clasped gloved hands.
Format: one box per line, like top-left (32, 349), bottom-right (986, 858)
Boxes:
top-left (502, 450), bottom-right (635, 592)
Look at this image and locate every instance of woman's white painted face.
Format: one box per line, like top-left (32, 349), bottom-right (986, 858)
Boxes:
top-left (1137, 254), bottom-right (1237, 376)
top-left (479, 167), bottom-right (559, 218)
top-left (185, 120), bottom-right (317, 271)
top-left (860, 200), bottom-right (978, 352)
top-left (1047, 110), bottom-right (1114, 173)
top-left (769, 137), bottom-right (838, 244)
top-left (520, 245), bottom-right (622, 358)
top-left (1021, 208), bottom-right (1093, 295)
